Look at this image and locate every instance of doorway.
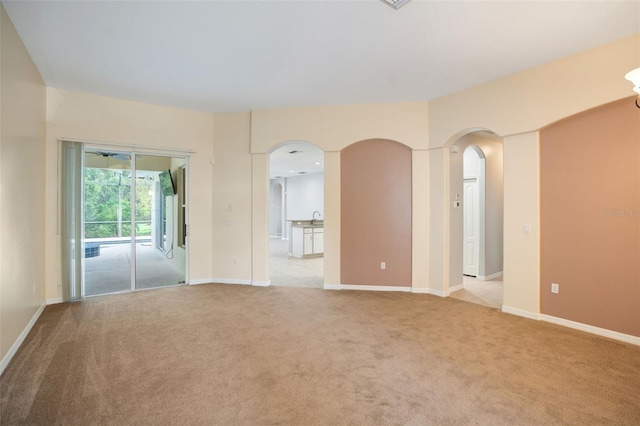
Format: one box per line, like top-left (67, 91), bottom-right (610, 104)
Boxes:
top-left (448, 133), bottom-right (504, 308)
top-left (83, 149), bottom-right (187, 295)
top-left (268, 141), bottom-right (324, 288)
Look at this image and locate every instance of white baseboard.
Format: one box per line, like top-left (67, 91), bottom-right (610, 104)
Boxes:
top-left (501, 306), bottom-right (640, 346)
top-left (540, 314), bottom-right (640, 346)
top-left (448, 284), bottom-right (464, 293)
top-left (325, 284), bottom-right (411, 292)
top-left (47, 297), bottom-right (64, 305)
top-left (501, 305), bottom-right (539, 320)
top-left (411, 287), bottom-right (446, 297)
top-left (189, 278), bottom-right (214, 285)
top-left (479, 271), bottom-right (503, 281)
top-left (209, 278), bottom-right (252, 286)
top-left (324, 284), bottom-right (341, 290)
top-left (252, 280), bottom-right (271, 287)
top-left (0, 303), bottom-right (46, 376)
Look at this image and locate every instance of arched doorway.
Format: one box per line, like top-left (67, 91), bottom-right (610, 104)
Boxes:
top-left (268, 141), bottom-right (325, 288)
top-left (447, 131), bottom-right (504, 308)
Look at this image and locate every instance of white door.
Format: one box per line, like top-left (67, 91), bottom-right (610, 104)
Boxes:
top-left (463, 178), bottom-right (480, 277)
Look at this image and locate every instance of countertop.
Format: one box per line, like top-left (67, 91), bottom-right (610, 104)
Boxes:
top-left (289, 219), bottom-right (324, 228)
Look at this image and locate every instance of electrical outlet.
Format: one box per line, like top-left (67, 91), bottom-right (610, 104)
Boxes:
top-left (551, 283), bottom-right (559, 294)
top-left (380, 262), bottom-right (386, 270)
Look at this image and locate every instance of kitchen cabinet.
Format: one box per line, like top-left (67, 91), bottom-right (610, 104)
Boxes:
top-left (289, 223), bottom-right (324, 258)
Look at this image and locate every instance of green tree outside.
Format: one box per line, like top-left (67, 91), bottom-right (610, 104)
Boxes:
top-left (84, 168), bottom-right (154, 238)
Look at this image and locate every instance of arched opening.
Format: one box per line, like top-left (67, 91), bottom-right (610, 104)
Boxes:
top-left (268, 141), bottom-right (325, 288)
top-left (447, 131), bottom-right (504, 308)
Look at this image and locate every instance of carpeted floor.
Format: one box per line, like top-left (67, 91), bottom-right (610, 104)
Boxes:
top-left (2, 284), bottom-right (640, 425)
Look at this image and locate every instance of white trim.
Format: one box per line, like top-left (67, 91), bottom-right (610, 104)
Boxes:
top-left (0, 303), bottom-right (46, 376)
top-left (540, 314), bottom-right (640, 347)
top-left (411, 287), bottom-right (446, 297)
top-left (448, 284), bottom-right (464, 293)
top-left (47, 297), bottom-right (64, 305)
top-left (325, 284), bottom-right (411, 292)
top-left (188, 278), bottom-right (215, 285)
top-left (323, 284), bottom-right (341, 290)
top-left (501, 305), bottom-right (540, 321)
top-left (478, 271), bottom-right (503, 281)
top-left (252, 280), bottom-right (271, 287)
top-left (190, 278), bottom-right (253, 286)
top-left (61, 138), bottom-right (195, 154)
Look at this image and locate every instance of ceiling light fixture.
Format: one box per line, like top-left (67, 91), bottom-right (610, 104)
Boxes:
top-left (380, 0), bottom-right (411, 10)
top-left (625, 67), bottom-right (640, 108)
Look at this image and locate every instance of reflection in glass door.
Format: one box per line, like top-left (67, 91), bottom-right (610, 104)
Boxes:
top-left (83, 149), bottom-right (186, 296)
top-left (134, 155), bottom-right (186, 290)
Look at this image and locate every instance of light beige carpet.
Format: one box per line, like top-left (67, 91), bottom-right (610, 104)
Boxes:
top-left (2, 284), bottom-right (639, 425)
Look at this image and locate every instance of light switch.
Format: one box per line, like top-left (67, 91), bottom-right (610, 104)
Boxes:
top-left (523, 225), bottom-right (530, 235)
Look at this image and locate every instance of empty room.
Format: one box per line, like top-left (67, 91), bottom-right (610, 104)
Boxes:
top-left (1, 1), bottom-right (639, 424)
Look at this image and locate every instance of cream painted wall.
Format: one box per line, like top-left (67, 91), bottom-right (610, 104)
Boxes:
top-left (502, 132), bottom-right (540, 316)
top-left (45, 88), bottom-right (214, 299)
top-left (251, 154), bottom-right (270, 285)
top-left (0, 5), bottom-right (46, 366)
top-left (411, 150), bottom-right (430, 291)
top-left (429, 34), bottom-right (640, 149)
top-left (211, 112), bottom-right (253, 283)
top-left (324, 151), bottom-right (341, 288)
top-left (251, 102), bottom-right (429, 153)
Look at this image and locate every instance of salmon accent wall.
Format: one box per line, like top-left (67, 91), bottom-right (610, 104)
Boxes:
top-left (341, 139), bottom-right (412, 287)
top-left (540, 97), bottom-right (640, 337)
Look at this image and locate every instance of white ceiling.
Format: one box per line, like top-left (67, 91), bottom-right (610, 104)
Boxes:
top-left (3, 1), bottom-right (639, 114)
top-left (270, 141), bottom-right (324, 179)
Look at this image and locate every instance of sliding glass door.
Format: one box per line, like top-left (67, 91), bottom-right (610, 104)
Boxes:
top-left (82, 148), bottom-right (187, 296)
top-left (134, 154), bottom-right (186, 290)
top-left (84, 150), bottom-right (132, 295)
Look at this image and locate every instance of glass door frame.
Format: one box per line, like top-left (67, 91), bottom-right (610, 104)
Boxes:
top-left (83, 144), bottom-right (190, 295)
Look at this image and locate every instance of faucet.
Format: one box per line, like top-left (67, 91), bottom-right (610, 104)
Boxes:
top-left (312, 211), bottom-right (321, 225)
